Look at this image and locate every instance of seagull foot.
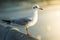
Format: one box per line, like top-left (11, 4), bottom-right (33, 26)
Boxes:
top-left (27, 34), bottom-right (32, 37)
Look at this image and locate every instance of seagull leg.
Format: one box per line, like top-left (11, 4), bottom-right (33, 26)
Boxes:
top-left (26, 26), bottom-right (28, 35)
top-left (25, 26), bottom-right (32, 37)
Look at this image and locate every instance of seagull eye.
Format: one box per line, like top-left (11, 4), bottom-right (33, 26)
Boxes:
top-left (33, 6), bottom-right (37, 9)
top-left (35, 6), bottom-right (37, 8)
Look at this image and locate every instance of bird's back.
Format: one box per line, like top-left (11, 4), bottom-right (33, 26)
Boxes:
top-left (12, 18), bottom-right (32, 26)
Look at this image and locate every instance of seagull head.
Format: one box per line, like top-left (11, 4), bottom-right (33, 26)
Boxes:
top-left (33, 4), bottom-right (43, 10)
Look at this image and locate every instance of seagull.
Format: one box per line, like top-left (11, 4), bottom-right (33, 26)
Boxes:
top-left (2, 4), bottom-right (43, 36)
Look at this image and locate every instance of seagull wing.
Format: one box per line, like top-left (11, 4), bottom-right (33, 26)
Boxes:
top-left (13, 18), bottom-right (32, 25)
top-left (1, 17), bottom-right (32, 25)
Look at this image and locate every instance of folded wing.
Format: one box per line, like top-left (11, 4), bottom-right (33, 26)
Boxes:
top-left (2, 18), bottom-right (32, 25)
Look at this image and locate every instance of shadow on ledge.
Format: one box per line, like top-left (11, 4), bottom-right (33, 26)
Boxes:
top-left (0, 25), bottom-right (39, 40)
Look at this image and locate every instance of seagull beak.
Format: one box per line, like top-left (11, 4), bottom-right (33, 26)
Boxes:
top-left (39, 8), bottom-right (43, 10)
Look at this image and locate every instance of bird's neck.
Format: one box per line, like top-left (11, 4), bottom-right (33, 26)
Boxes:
top-left (33, 9), bottom-right (38, 14)
top-left (33, 9), bottom-right (38, 20)
top-left (33, 9), bottom-right (38, 17)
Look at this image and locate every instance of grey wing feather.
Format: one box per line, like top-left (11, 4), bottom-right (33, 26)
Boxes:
top-left (2, 17), bottom-right (32, 25)
top-left (13, 18), bottom-right (32, 25)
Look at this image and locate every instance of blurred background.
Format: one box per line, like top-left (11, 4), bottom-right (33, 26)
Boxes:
top-left (0, 0), bottom-right (60, 40)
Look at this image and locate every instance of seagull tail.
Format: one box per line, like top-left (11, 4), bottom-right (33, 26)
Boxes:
top-left (2, 19), bottom-right (11, 24)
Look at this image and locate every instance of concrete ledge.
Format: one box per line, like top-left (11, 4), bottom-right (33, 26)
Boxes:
top-left (0, 26), bottom-right (38, 40)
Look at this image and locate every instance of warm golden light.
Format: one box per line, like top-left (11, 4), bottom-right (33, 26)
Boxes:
top-left (39, 1), bottom-right (60, 40)
top-left (46, 0), bottom-right (60, 5)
